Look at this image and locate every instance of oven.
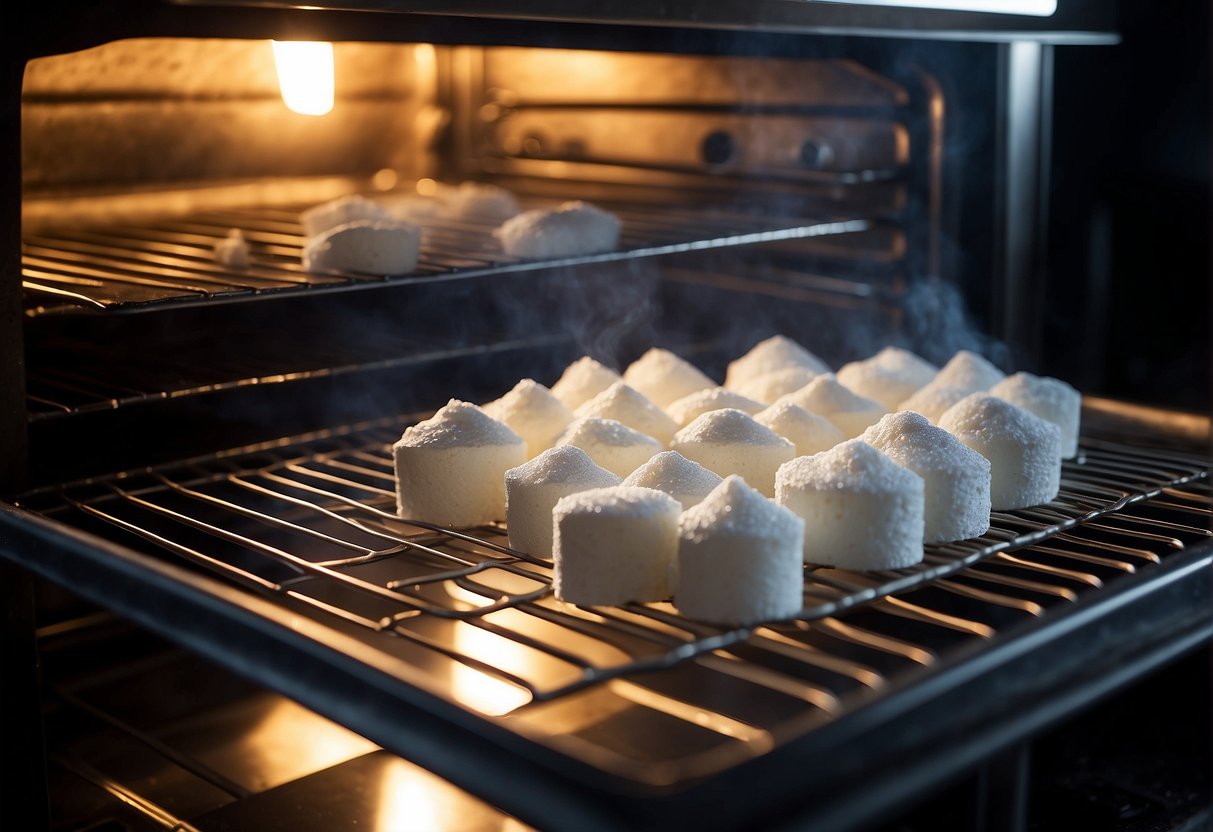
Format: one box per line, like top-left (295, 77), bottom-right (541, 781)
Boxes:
top-left (3, 2), bottom-right (1211, 830)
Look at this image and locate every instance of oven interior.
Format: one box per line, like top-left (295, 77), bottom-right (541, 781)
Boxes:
top-left (7, 11), bottom-right (1213, 832)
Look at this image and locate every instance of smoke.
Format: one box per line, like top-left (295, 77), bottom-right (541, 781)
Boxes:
top-left (899, 277), bottom-right (1009, 369)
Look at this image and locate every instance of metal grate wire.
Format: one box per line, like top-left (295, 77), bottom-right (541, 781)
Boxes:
top-left (20, 430), bottom-right (1210, 722)
top-left (22, 198), bottom-right (869, 313)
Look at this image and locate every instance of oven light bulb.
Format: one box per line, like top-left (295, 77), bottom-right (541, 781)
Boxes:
top-left (271, 41), bottom-right (334, 116)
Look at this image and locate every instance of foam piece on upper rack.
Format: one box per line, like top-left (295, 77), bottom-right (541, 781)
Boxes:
top-left (667, 387), bottom-right (765, 427)
top-left (302, 220), bottom-right (421, 275)
top-left (213, 229), bottom-right (249, 268)
top-left (622, 450), bottom-right (723, 511)
top-left (932, 350), bottom-right (1006, 394)
top-left (990, 372), bottom-right (1082, 459)
top-left (394, 400), bottom-right (525, 527)
top-left (776, 439), bottom-right (925, 569)
top-left (495, 201), bottom-right (621, 259)
top-left (301, 194), bottom-right (395, 238)
top-left (442, 182), bottom-right (519, 222)
top-left (938, 394), bottom-right (1061, 510)
top-left (505, 445), bottom-right (621, 558)
top-left (755, 401), bottom-right (845, 457)
top-left (836, 347), bottom-right (938, 410)
top-left (575, 382), bottom-right (679, 446)
top-left (733, 366), bottom-right (822, 405)
top-left (669, 409), bottom-right (795, 497)
top-left (550, 356), bottom-right (621, 411)
top-left (483, 379), bottom-right (574, 459)
top-left (776, 374), bottom-right (887, 438)
top-left (861, 411), bottom-right (991, 543)
top-left (676, 476), bottom-right (805, 626)
top-left (725, 335), bottom-right (830, 390)
top-left (555, 417), bottom-right (663, 478)
top-left (622, 348), bottom-right (716, 409)
top-left (553, 486), bottom-right (681, 605)
top-left (897, 383), bottom-right (972, 425)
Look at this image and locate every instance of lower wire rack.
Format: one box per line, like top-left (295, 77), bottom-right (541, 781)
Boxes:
top-left (15, 427), bottom-right (1212, 784)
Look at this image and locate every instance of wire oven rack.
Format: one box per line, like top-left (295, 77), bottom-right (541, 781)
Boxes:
top-left (12, 423), bottom-right (1211, 799)
top-left (21, 197), bottom-right (869, 313)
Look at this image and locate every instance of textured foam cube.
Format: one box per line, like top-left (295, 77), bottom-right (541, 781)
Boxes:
top-left (394, 400), bottom-right (525, 527)
top-left (776, 439), bottom-right (925, 569)
top-left (575, 382), bottom-right (679, 446)
top-left (676, 476), bottom-right (805, 626)
top-left (301, 195), bottom-right (395, 238)
top-left (938, 394), bottom-right (1062, 510)
top-left (897, 382), bottom-right (972, 425)
top-left (670, 409), bottom-right (795, 497)
top-left (755, 401), bottom-right (845, 457)
top-left (933, 350), bottom-right (1006, 393)
top-left (302, 220), bottom-right (421, 275)
top-left (725, 335), bottom-right (830, 390)
top-left (622, 450), bottom-right (723, 511)
top-left (667, 387), bottom-right (765, 427)
top-left (776, 374), bottom-right (887, 438)
top-left (213, 229), bottom-right (250, 268)
top-left (550, 356), bottom-right (621, 410)
top-left (442, 182), bottom-right (519, 222)
top-left (482, 379), bottom-right (574, 459)
top-left (733, 366), bottom-right (822, 405)
top-left (495, 201), bottom-right (621, 259)
top-left (553, 486), bottom-right (682, 605)
top-left (861, 411), bottom-right (991, 543)
top-left (990, 372), bottom-right (1082, 459)
top-left (505, 445), bottom-right (621, 558)
top-left (836, 347), bottom-right (938, 410)
top-left (622, 348), bottom-right (716, 409)
top-left (555, 417), bottom-right (664, 477)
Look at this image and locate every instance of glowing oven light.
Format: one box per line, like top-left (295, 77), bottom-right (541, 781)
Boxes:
top-left (271, 41), bottom-right (335, 116)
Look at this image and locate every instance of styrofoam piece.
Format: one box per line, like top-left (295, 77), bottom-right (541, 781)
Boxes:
top-left (754, 401), bottom-right (845, 457)
top-left (836, 347), bottom-right (938, 410)
top-left (933, 350), bottom-right (1006, 393)
top-left (622, 348), bottom-right (715, 409)
top-left (302, 220), bottom-right (421, 275)
top-left (669, 409), bottom-right (795, 497)
top-left (575, 382), bottom-right (679, 446)
top-left (724, 335), bottom-right (830, 390)
top-left (776, 373), bottom-right (887, 438)
top-left (483, 379), bottom-right (574, 459)
top-left (505, 445), bottom-right (621, 558)
top-left (495, 201), bottom-right (621, 259)
top-left (550, 356), bottom-right (621, 411)
top-left (667, 387), bottom-right (765, 427)
top-left (897, 382), bottom-right (972, 425)
top-left (622, 450), bottom-right (724, 511)
top-left (300, 194), bottom-right (395, 238)
top-left (555, 417), bottom-right (664, 478)
top-left (990, 372), bottom-right (1082, 459)
top-left (733, 366), bottom-right (822, 405)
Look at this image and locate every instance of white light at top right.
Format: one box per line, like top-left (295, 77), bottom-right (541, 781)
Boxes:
top-left (813, 0), bottom-right (1056, 16)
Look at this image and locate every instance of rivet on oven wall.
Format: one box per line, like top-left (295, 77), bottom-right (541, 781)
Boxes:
top-left (701, 131), bottom-right (738, 167)
top-left (521, 134), bottom-right (546, 156)
top-left (799, 139), bottom-right (835, 170)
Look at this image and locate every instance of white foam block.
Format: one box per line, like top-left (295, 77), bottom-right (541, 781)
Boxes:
top-left (555, 417), bottom-right (663, 478)
top-left (938, 394), bottom-right (1062, 510)
top-left (442, 182), bottom-right (519, 222)
top-left (553, 486), bottom-right (682, 605)
top-left (861, 411), bottom-right (991, 543)
top-left (495, 201), bottom-right (621, 259)
top-left (622, 450), bottom-right (723, 511)
top-left (301, 195), bottom-right (395, 238)
top-left (755, 401), bottom-right (844, 457)
top-left (505, 445), bottom-right (621, 558)
top-left (776, 439), bottom-right (925, 569)
top-left (733, 366), bottom-right (821, 405)
top-left (776, 374), bottom-right (887, 438)
top-left (670, 409), bottom-right (795, 497)
top-left (933, 350), bottom-right (1006, 393)
top-left (725, 335), bottom-right (831, 390)
top-left (550, 356), bottom-right (621, 410)
top-left (575, 382), bottom-right (678, 446)
top-left (836, 347), bottom-right (938, 410)
top-left (622, 348), bottom-right (715, 409)
top-left (677, 476), bottom-right (804, 626)
top-left (303, 220), bottom-right (421, 275)
top-left (897, 382), bottom-right (972, 425)
top-left (483, 379), bottom-right (574, 459)
top-left (667, 387), bottom-right (765, 427)
top-left (990, 372), bottom-right (1081, 459)
top-left (213, 229), bottom-right (250, 268)
top-left (394, 400), bottom-right (525, 527)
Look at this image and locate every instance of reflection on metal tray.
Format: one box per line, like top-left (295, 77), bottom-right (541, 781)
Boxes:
top-left (21, 197), bottom-right (869, 314)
